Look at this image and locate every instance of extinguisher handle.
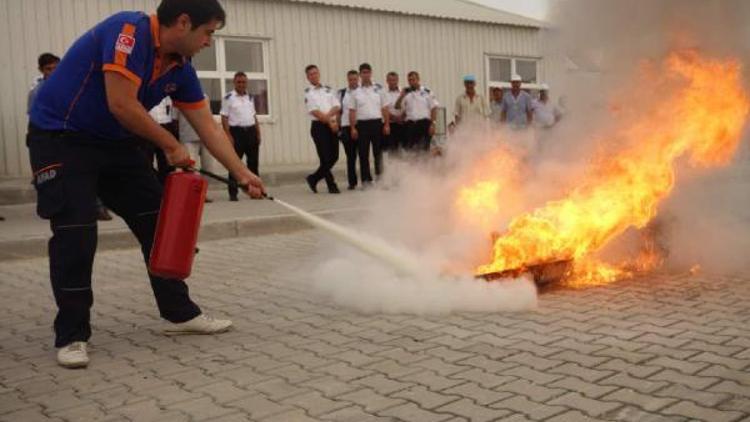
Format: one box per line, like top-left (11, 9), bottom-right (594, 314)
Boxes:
top-left (189, 167), bottom-right (242, 188)
top-left (188, 167), bottom-right (274, 200)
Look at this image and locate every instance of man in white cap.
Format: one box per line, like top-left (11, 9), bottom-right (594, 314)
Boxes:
top-left (532, 84), bottom-right (559, 129)
top-left (501, 74), bottom-right (534, 129)
top-left (454, 74), bottom-right (489, 126)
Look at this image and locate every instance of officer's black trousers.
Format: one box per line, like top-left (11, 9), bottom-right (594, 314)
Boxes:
top-left (339, 128), bottom-right (358, 188)
top-left (384, 122), bottom-right (406, 153)
top-left (228, 126), bottom-right (259, 199)
top-left (309, 122), bottom-right (339, 187)
top-left (356, 119), bottom-right (383, 182)
top-left (27, 126), bottom-right (201, 348)
top-left (405, 119), bottom-right (432, 151)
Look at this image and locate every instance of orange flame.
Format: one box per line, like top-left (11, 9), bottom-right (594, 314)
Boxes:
top-left (471, 51), bottom-right (749, 285)
top-left (455, 146), bottom-right (522, 231)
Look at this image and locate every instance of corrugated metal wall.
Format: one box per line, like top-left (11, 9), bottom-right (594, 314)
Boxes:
top-left (0, 0), bottom-right (544, 177)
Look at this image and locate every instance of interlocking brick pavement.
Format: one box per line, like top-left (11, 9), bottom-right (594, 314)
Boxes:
top-left (1, 231), bottom-right (749, 421)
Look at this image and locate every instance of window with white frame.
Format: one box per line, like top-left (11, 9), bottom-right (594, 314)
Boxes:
top-left (486, 56), bottom-right (539, 85)
top-left (193, 37), bottom-right (270, 116)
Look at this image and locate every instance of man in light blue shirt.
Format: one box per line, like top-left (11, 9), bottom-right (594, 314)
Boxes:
top-left (501, 74), bottom-right (534, 129)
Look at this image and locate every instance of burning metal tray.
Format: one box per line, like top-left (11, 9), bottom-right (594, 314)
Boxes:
top-left (477, 259), bottom-right (574, 286)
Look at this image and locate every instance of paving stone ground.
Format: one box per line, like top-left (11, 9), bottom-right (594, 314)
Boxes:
top-left (0, 231), bottom-right (748, 422)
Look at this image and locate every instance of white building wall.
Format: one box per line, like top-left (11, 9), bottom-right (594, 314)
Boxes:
top-left (0, 0), bottom-right (545, 177)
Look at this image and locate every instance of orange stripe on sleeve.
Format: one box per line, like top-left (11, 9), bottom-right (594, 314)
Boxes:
top-left (114, 23), bottom-right (136, 68)
top-left (173, 99), bottom-right (208, 110)
top-left (102, 64), bottom-right (143, 87)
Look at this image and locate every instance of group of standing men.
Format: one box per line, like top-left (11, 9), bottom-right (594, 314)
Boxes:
top-left (303, 64), bottom-right (440, 193)
top-left (458, 73), bottom-right (562, 131)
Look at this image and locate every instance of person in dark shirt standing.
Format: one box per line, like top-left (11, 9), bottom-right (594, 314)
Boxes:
top-left (27, 53), bottom-right (60, 114)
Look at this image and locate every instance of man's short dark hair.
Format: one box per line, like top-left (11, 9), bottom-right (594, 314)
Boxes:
top-left (386, 71), bottom-right (398, 78)
top-left (38, 53), bottom-right (60, 69)
top-left (234, 71), bottom-right (247, 79)
top-left (408, 71), bottom-right (420, 78)
top-left (347, 70), bottom-right (359, 77)
top-left (305, 64), bottom-right (318, 74)
top-left (359, 63), bottom-right (372, 72)
top-left (157, 0), bottom-right (226, 29)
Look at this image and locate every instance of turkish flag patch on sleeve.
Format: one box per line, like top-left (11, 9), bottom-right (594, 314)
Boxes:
top-left (115, 33), bottom-right (135, 54)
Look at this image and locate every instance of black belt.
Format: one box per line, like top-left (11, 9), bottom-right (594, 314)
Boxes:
top-left (407, 119), bottom-right (431, 124)
top-left (230, 125), bottom-right (255, 130)
top-left (28, 123), bottom-right (74, 136)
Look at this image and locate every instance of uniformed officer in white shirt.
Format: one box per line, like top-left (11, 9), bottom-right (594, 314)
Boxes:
top-left (304, 64), bottom-right (341, 194)
top-left (337, 70), bottom-right (359, 190)
top-left (221, 72), bottom-right (262, 201)
top-left (395, 71), bottom-right (440, 152)
top-left (146, 96), bottom-right (178, 184)
top-left (381, 71), bottom-right (406, 154)
top-left (348, 63), bottom-right (387, 185)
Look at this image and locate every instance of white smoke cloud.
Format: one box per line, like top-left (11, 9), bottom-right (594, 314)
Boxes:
top-left (307, 0), bottom-right (750, 312)
top-left (307, 126), bottom-right (542, 315)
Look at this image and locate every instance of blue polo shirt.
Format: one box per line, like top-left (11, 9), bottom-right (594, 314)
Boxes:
top-left (29, 11), bottom-right (205, 140)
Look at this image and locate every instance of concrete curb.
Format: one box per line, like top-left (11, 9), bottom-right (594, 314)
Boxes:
top-left (0, 207), bottom-right (360, 261)
top-left (0, 168), bottom-right (347, 206)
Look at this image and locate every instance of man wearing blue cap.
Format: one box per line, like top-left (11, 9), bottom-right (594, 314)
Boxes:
top-left (454, 74), bottom-right (489, 126)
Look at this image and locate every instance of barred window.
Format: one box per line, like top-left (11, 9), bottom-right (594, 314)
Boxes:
top-left (193, 37), bottom-right (270, 117)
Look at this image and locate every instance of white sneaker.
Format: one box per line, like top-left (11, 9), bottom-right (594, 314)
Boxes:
top-left (57, 342), bottom-right (89, 368)
top-left (164, 314), bottom-right (233, 335)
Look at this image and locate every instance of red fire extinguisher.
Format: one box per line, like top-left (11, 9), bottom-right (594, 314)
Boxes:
top-left (149, 170), bottom-right (208, 280)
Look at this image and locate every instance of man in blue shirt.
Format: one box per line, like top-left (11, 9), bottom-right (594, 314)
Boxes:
top-left (500, 74), bottom-right (534, 129)
top-left (27, 0), bottom-right (265, 369)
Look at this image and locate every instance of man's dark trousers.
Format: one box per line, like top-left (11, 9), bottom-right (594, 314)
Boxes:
top-left (405, 119), bottom-right (432, 151)
top-left (356, 119), bottom-right (383, 182)
top-left (385, 122), bottom-right (406, 153)
top-left (309, 122), bottom-right (339, 188)
top-left (27, 126), bottom-right (201, 348)
top-left (228, 126), bottom-right (259, 199)
top-left (339, 127), bottom-right (358, 188)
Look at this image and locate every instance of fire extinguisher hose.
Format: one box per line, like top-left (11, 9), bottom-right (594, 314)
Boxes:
top-left (190, 167), bottom-right (275, 201)
top-left (186, 168), bottom-right (421, 277)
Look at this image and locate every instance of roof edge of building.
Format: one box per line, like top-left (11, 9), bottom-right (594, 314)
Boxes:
top-left (284, 0), bottom-right (546, 28)
top-left (456, 0), bottom-right (548, 28)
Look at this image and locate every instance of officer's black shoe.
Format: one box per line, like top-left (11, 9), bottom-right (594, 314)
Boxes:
top-left (347, 185), bottom-right (356, 191)
top-left (229, 196), bottom-right (239, 202)
top-left (328, 184), bottom-right (341, 194)
top-left (305, 175), bottom-right (318, 193)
